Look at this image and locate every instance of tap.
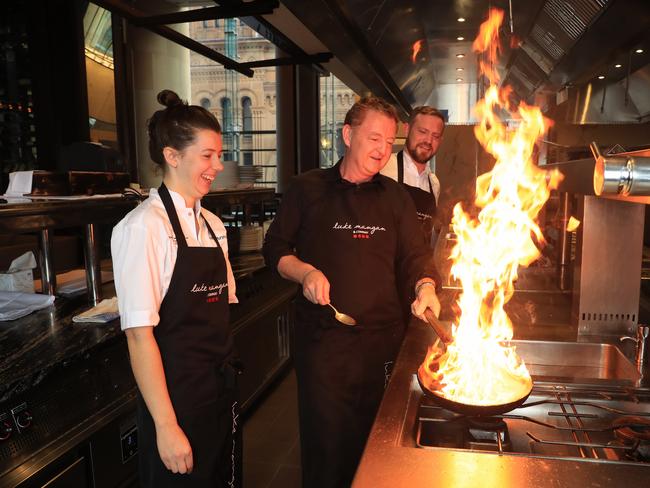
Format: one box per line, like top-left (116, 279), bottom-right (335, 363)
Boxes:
top-left (620, 325), bottom-right (650, 382)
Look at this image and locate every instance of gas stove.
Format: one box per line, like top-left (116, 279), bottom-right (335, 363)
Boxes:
top-left (416, 383), bottom-right (650, 464)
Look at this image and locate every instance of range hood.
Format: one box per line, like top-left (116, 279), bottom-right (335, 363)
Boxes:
top-left (274, 0), bottom-right (650, 123)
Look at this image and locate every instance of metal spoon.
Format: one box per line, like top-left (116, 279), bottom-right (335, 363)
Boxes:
top-left (327, 303), bottom-right (357, 326)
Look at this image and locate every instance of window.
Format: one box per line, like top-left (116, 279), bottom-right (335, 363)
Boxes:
top-left (320, 74), bottom-right (356, 168)
top-left (200, 97), bottom-right (211, 109)
top-left (190, 18), bottom-right (278, 187)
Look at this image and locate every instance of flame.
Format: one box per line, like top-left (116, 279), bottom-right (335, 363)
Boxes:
top-left (566, 216), bottom-right (580, 232)
top-left (419, 8), bottom-right (562, 406)
top-left (411, 39), bottom-right (423, 64)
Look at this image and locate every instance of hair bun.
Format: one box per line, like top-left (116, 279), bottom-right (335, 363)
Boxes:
top-left (157, 89), bottom-right (183, 108)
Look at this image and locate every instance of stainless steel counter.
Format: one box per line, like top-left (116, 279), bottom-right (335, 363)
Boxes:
top-left (353, 320), bottom-right (650, 487)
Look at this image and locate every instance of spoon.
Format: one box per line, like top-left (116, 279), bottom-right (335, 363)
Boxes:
top-left (327, 303), bottom-right (357, 326)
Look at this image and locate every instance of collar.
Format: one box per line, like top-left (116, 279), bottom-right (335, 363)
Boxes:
top-left (151, 187), bottom-right (203, 216)
top-left (403, 149), bottom-right (432, 177)
top-left (325, 159), bottom-right (386, 188)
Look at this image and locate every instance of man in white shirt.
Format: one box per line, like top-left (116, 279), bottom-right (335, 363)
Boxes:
top-left (381, 106), bottom-right (445, 247)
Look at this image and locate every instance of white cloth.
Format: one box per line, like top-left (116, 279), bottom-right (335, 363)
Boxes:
top-left (73, 297), bottom-right (120, 323)
top-left (381, 150), bottom-right (440, 202)
top-left (111, 187), bottom-right (237, 330)
top-left (3, 171), bottom-right (33, 197)
top-left (0, 291), bottom-right (55, 321)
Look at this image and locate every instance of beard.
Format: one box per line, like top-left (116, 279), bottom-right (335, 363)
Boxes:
top-left (407, 141), bottom-right (434, 164)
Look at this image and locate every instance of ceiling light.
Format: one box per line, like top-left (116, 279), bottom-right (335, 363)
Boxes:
top-left (456, 53), bottom-right (465, 58)
top-left (636, 49), bottom-right (644, 54)
top-left (457, 17), bottom-right (466, 22)
top-left (597, 75), bottom-right (605, 79)
top-left (456, 67), bottom-right (464, 71)
top-left (457, 36), bottom-right (465, 41)
top-left (456, 78), bottom-right (463, 82)
top-left (615, 64), bottom-right (622, 68)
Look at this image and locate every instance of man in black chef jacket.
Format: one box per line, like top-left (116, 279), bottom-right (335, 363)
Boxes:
top-left (263, 96), bottom-right (441, 488)
top-left (380, 105), bottom-right (445, 247)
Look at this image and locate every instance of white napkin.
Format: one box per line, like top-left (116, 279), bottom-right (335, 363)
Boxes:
top-left (72, 297), bottom-right (119, 323)
top-left (0, 291), bottom-right (55, 321)
top-left (3, 171), bottom-right (33, 197)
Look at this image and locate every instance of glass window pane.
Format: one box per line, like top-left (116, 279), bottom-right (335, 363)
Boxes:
top-left (319, 74), bottom-right (357, 168)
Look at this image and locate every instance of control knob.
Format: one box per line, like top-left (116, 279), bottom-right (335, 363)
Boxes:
top-left (0, 420), bottom-right (12, 441)
top-left (15, 410), bottom-right (32, 429)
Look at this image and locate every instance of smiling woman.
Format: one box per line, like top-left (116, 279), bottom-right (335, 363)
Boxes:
top-left (111, 89), bottom-right (242, 488)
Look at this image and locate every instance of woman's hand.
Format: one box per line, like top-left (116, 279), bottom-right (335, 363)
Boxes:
top-left (156, 422), bottom-right (194, 474)
top-left (411, 281), bottom-right (441, 321)
top-left (301, 268), bottom-right (331, 305)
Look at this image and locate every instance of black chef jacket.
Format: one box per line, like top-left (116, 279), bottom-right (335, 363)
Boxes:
top-left (263, 161), bottom-right (441, 326)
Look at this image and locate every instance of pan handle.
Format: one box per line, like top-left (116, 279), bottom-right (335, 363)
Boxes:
top-left (423, 309), bottom-right (453, 345)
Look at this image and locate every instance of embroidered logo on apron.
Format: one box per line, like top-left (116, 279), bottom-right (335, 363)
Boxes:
top-left (333, 221), bottom-right (387, 240)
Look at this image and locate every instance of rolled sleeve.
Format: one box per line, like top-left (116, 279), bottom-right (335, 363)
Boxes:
top-left (111, 222), bottom-right (165, 330)
top-left (263, 182), bottom-right (301, 271)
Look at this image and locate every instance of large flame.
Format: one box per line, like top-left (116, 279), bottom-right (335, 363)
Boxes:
top-left (419, 8), bottom-right (562, 406)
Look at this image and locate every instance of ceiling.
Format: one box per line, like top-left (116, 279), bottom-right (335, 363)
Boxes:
top-left (265, 0), bottom-right (650, 121)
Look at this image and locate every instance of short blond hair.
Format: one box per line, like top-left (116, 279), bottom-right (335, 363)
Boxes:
top-left (344, 96), bottom-right (399, 127)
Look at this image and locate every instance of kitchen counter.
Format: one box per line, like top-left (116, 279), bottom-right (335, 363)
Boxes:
top-left (353, 319), bottom-right (650, 487)
top-left (0, 283), bottom-right (123, 404)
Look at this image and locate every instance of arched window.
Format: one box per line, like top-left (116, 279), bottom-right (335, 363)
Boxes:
top-left (241, 96), bottom-right (253, 165)
top-left (241, 96), bottom-right (252, 132)
top-left (220, 97), bottom-right (232, 131)
top-left (200, 97), bottom-right (211, 109)
top-left (220, 97), bottom-right (233, 161)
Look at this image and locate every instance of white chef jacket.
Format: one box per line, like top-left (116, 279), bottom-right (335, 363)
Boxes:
top-left (381, 149), bottom-right (441, 202)
top-left (111, 187), bottom-right (237, 330)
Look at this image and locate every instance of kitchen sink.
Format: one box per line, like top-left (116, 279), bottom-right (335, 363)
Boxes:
top-left (511, 340), bottom-right (640, 386)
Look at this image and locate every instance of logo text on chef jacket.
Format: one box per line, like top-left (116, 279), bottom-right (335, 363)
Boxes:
top-left (416, 212), bottom-right (433, 221)
top-left (190, 282), bottom-right (228, 303)
top-left (333, 222), bottom-right (386, 240)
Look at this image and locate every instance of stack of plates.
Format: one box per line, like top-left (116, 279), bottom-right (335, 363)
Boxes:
top-left (238, 165), bottom-right (263, 187)
top-left (211, 160), bottom-right (239, 190)
top-left (239, 225), bottom-right (264, 252)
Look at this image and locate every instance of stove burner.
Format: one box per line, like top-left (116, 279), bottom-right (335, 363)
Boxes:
top-left (613, 416), bottom-right (650, 461)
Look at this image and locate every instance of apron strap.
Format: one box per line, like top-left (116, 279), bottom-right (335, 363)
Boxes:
top-left (158, 182), bottom-right (188, 249)
top-left (200, 210), bottom-right (223, 250)
top-left (399, 150), bottom-right (435, 197)
top-left (397, 150), bottom-right (404, 184)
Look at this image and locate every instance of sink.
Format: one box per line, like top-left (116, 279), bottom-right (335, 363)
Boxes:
top-left (512, 340), bottom-right (640, 386)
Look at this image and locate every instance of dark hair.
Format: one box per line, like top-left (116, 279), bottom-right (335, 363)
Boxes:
top-left (409, 106), bottom-right (446, 129)
top-left (147, 89), bottom-right (222, 167)
top-left (343, 96), bottom-right (399, 127)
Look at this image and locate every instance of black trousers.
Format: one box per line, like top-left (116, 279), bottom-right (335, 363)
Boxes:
top-left (137, 368), bottom-right (242, 488)
top-left (294, 318), bottom-right (404, 488)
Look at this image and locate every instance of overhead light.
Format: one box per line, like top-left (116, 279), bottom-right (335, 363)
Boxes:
top-left (457, 17), bottom-right (466, 22)
top-left (456, 53), bottom-right (465, 58)
top-left (597, 75), bottom-right (605, 80)
top-left (615, 64), bottom-right (622, 68)
top-left (636, 48), bottom-right (644, 54)
top-left (456, 67), bottom-right (464, 71)
top-left (456, 78), bottom-right (463, 82)
top-left (457, 36), bottom-right (465, 41)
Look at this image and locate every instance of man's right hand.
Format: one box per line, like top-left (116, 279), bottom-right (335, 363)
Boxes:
top-left (301, 268), bottom-right (331, 305)
top-left (156, 422), bottom-right (194, 474)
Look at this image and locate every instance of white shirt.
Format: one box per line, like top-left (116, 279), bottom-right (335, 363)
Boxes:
top-left (381, 149), bottom-right (441, 202)
top-left (111, 188), bottom-right (237, 330)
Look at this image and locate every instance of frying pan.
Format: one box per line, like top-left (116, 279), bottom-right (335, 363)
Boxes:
top-left (418, 309), bottom-right (533, 416)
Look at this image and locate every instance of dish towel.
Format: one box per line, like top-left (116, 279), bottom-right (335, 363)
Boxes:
top-left (0, 291), bottom-right (55, 321)
top-left (72, 297), bottom-right (120, 323)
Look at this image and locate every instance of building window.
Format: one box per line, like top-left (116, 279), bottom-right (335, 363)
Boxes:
top-left (241, 96), bottom-right (252, 132)
top-left (220, 97), bottom-right (233, 161)
top-left (200, 97), bottom-right (211, 109)
top-left (320, 74), bottom-right (356, 168)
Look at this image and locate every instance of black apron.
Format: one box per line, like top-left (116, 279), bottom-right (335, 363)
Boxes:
top-left (136, 183), bottom-right (241, 488)
top-left (396, 150), bottom-right (437, 246)
top-left (294, 177), bottom-right (405, 488)
top-left (396, 151), bottom-right (438, 324)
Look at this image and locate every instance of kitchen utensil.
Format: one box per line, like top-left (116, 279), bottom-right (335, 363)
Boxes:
top-left (423, 309), bottom-right (453, 346)
top-left (327, 303), bottom-right (357, 326)
top-left (416, 366), bottom-right (532, 416)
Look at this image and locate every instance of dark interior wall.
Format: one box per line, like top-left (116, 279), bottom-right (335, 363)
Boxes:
top-left (29, 0), bottom-right (90, 168)
top-left (295, 64), bottom-right (320, 174)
